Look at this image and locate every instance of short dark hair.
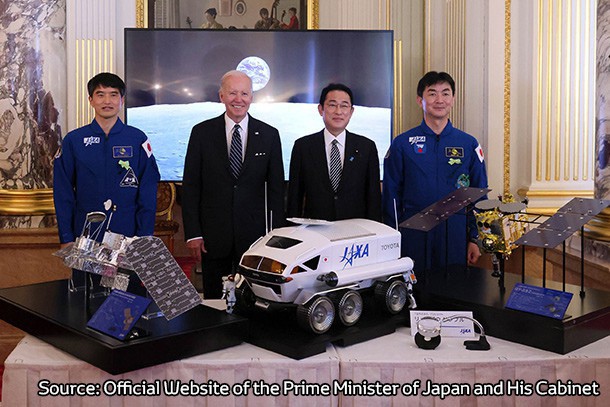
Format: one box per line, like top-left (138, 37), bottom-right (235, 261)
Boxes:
top-left (205, 8), bottom-right (217, 17)
top-left (289, 7), bottom-right (297, 14)
top-left (416, 71), bottom-right (455, 97)
top-left (260, 8), bottom-right (269, 17)
top-left (87, 72), bottom-right (125, 97)
top-left (319, 83), bottom-right (354, 106)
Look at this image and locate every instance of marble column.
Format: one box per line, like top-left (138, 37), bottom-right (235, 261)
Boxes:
top-left (597, 0), bottom-right (610, 200)
top-left (579, 0), bottom-right (610, 263)
top-left (0, 0), bottom-right (66, 227)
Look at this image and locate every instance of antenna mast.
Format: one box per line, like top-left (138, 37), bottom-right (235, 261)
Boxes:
top-left (264, 181), bottom-right (269, 233)
top-left (393, 199), bottom-right (399, 230)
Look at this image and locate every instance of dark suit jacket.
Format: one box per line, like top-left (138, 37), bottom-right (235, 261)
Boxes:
top-left (182, 114), bottom-right (285, 258)
top-left (287, 130), bottom-right (381, 221)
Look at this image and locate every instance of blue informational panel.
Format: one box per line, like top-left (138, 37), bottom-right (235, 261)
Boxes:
top-left (505, 283), bottom-right (573, 320)
top-left (87, 290), bottom-right (151, 340)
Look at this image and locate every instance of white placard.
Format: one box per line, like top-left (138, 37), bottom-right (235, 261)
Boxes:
top-left (410, 310), bottom-right (475, 338)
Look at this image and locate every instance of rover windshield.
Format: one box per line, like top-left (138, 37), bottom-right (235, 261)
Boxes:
top-left (265, 236), bottom-right (302, 249)
top-left (241, 255), bottom-right (287, 274)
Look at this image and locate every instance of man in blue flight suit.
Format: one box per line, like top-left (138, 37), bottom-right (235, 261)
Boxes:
top-left (383, 71), bottom-right (488, 273)
top-left (53, 72), bottom-right (160, 248)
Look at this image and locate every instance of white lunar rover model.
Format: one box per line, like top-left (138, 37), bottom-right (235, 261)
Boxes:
top-left (235, 218), bottom-right (417, 334)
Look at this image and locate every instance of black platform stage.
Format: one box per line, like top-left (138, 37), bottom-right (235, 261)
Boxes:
top-left (0, 279), bottom-right (408, 370)
top-left (0, 280), bottom-right (247, 374)
top-left (238, 292), bottom-right (408, 360)
top-left (415, 265), bottom-right (610, 354)
top-left (3, 267), bottom-right (608, 372)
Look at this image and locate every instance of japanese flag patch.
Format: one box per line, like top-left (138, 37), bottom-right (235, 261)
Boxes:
top-left (475, 144), bottom-right (484, 163)
top-left (142, 139), bottom-right (153, 158)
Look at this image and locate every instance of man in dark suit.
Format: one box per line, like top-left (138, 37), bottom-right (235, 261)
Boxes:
top-left (287, 83), bottom-right (381, 221)
top-left (182, 70), bottom-right (285, 299)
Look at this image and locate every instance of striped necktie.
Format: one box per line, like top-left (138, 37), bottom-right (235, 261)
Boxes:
top-left (329, 139), bottom-right (341, 192)
top-left (229, 124), bottom-right (242, 179)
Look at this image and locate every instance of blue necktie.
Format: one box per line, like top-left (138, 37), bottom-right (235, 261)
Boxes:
top-left (229, 124), bottom-right (242, 179)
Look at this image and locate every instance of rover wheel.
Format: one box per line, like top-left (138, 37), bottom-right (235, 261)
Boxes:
top-left (375, 280), bottom-right (407, 314)
top-left (234, 283), bottom-right (256, 313)
top-left (337, 290), bottom-right (363, 326)
top-left (297, 296), bottom-right (335, 334)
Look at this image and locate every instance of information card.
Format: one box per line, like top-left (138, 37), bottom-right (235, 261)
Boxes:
top-left (87, 289), bottom-right (151, 340)
top-left (505, 283), bottom-right (573, 319)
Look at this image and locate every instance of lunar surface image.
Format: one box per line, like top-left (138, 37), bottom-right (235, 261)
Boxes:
top-left (125, 27), bottom-right (395, 183)
top-left (128, 101), bottom-right (391, 181)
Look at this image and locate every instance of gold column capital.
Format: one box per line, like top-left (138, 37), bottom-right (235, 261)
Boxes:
top-left (584, 208), bottom-right (610, 242)
top-left (0, 189), bottom-right (55, 216)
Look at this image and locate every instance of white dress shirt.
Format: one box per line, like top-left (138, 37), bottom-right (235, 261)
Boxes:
top-left (324, 128), bottom-right (346, 177)
top-left (224, 114), bottom-right (249, 161)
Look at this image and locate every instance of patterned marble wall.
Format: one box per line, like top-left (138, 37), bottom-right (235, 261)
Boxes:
top-left (597, 0), bottom-right (610, 199)
top-left (577, 0), bottom-right (610, 257)
top-left (0, 1), bottom-right (66, 189)
top-left (0, 0), bottom-right (66, 226)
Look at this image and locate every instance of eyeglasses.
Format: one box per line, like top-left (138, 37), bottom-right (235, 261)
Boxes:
top-left (325, 102), bottom-right (352, 112)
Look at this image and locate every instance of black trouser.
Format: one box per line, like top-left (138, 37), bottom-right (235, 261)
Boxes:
top-left (201, 251), bottom-right (241, 299)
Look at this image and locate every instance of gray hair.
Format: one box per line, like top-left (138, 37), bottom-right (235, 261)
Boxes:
top-left (219, 70), bottom-right (252, 92)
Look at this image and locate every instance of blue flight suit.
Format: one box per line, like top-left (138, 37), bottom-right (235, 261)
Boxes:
top-left (382, 120), bottom-right (488, 273)
top-left (53, 118), bottom-right (160, 243)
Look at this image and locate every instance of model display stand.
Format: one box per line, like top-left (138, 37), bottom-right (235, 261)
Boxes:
top-left (235, 288), bottom-right (409, 359)
top-left (0, 210), bottom-right (246, 374)
top-left (0, 279), bottom-right (247, 374)
top-left (403, 194), bottom-right (610, 354)
top-left (6, 195), bottom-right (608, 368)
top-left (230, 217), bottom-right (417, 358)
top-left (414, 263), bottom-right (610, 354)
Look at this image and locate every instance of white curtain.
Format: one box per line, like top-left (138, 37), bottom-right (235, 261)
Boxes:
top-left (154, 0), bottom-right (181, 28)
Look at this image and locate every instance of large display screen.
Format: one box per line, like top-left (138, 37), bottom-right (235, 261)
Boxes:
top-left (125, 29), bottom-right (393, 181)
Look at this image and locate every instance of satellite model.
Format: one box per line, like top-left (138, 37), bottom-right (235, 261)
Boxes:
top-left (55, 209), bottom-right (202, 321)
top-left (235, 218), bottom-right (417, 334)
top-left (56, 210), bottom-right (134, 282)
top-left (474, 195), bottom-right (610, 294)
top-left (474, 194), bottom-right (529, 282)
